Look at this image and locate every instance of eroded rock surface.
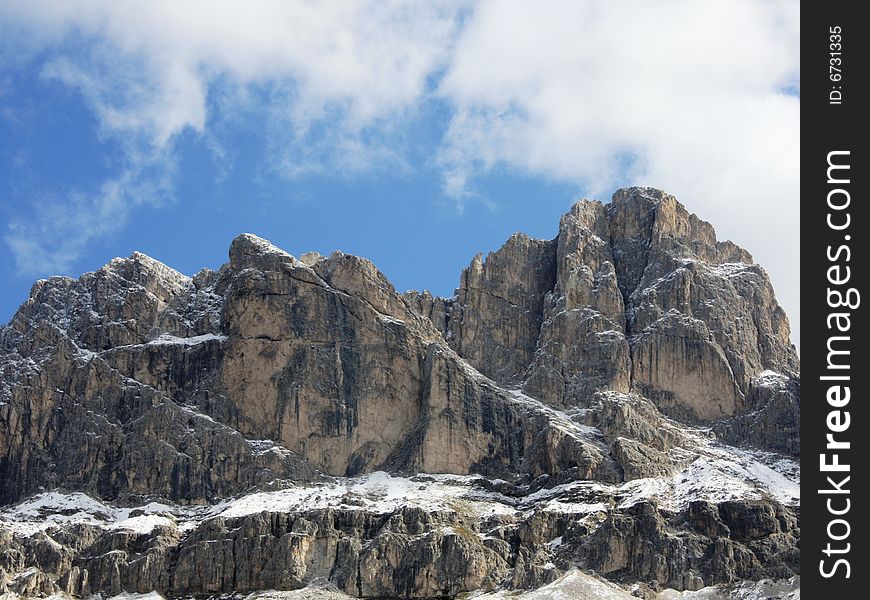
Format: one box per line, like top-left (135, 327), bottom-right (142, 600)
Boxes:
top-left (0, 187), bottom-right (800, 598)
top-left (432, 187), bottom-right (798, 428)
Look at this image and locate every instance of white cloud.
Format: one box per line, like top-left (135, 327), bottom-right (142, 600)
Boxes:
top-left (0, 0), bottom-right (800, 345)
top-left (438, 0), bottom-right (800, 346)
top-left (0, 0), bottom-right (465, 279)
top-left (4, 146), bottom-right (175, 274)
top-left (3, 0), bottom-right (463, 142)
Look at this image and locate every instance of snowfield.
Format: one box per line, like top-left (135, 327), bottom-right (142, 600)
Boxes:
top-left (1, 425), bottom-right (800, 539)
top-left (2, 571), bottom-right (798, 600)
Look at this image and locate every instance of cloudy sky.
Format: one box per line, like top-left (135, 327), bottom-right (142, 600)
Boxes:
top-left (0, 0), bottom-right (800, 346)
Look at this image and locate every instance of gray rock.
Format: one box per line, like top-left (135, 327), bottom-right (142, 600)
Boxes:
top-left (0, 187), bottom-right (801, 597)
top-left (0, 491), bottom-right (798, 598)
top-left (448, 234), bottom-right (557, 385)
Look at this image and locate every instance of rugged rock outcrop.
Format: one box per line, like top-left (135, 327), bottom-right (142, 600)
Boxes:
top-left (0, 187), bottom-right (800, 598)
top-left (446, 234), bottom-right (557, 385)
top-left (713, 372), bottom-right (801, 456)
top-left (523, 200), bottom-right (631, 406)
top-left (432, 187), bottom-right (798, 428)
top-left (0, 472), bottom-right (798, 599)
top-left (0, 234), bottom-right (621, 507)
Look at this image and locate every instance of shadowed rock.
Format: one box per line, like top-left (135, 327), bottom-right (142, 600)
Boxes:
top-left (0, 187), bottom-right (800, 598)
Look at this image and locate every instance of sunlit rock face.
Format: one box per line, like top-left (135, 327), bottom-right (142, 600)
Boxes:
top-left (442, 187), bottom-right (797, 422)
top-left (0, 187), bottom-right (799, 598)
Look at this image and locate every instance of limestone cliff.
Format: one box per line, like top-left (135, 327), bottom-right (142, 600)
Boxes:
top-left (0, 187), bottom-right (799, 599)
top-left (434, 188), bottom-right (798, 424)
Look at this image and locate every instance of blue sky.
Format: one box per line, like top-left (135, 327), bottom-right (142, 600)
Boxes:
top-left (0, 1), bottom-right (800, 345)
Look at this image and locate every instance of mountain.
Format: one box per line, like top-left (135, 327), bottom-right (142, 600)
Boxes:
top-left (0, 187), bottom-right (800, 599)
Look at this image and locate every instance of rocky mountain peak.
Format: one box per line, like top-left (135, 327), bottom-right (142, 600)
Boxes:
top-left (103, 251), bottom-right (190, 303)
top-left (0, 188), bottom-right (800, 599)
top-left (605, 187), bottom-right (752, 297)
top-left (559, 197), bottom-right (608, 236)
top-left (229, 232), bottom-right (297, 271)
top-left (430, 187), bottom-right (796, 428)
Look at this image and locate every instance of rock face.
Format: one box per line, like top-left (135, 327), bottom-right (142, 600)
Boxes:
top-left (523, 201), bottom-right (631, 406)
top-left (0, 236), bottom-right (619, 507)
top-left (0, 187), bottom-right (800, 599)
top-left (0, 480), bottom-right (798, 599)
top-left (446, 234), bottom-right (557, 385)
top-left (436, 187), bottom-right (798, 425)
top-left (713, 371), bottom-right (801, 456)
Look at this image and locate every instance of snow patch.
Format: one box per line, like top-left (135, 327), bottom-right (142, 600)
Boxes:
top-left (235, 234), bottom-right (293, 259)
top-left (378, 315), bottom-right (406, 326)
top-left (618, 448), bottom-right (799, 511)
top-left (0, 492), bottom-right (115, 535)
top-left (710, 263), bottom-right (753, 278)
top-left (543, 499), bottom-right (609, 514)
top-left (657, 576), bottom-right (800, 599)
top-left (215, 471), bottom-right (517, 520)
top-left (147, 333), bottom-right (228, 346)
top-left (753, 370), bottom-right (790, 387)
top-left (74, 345), bottom-right (97, 361)
top-left (506, 389), bottom-right (607, 446)
top-left (111, 514), bottom-right (174, 535)
top-left (0, 492), bottom-right (183, 537)
top-left (178, 404), bottom-right (218, 424)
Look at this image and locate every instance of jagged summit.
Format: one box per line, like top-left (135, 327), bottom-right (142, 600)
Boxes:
top-left (0, 188), bottom-right (800, 598)
top-left (410, 187), bottom-right (796, 422)
top-left (228, 232), bottom-right (297, 270)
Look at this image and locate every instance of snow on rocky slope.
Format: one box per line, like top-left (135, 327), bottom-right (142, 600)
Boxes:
top-left (0, 188), bottom-right (800, 598)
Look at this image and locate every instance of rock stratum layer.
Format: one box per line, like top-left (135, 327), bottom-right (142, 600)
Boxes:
top-left (0, 187), bottom-right (800, 599)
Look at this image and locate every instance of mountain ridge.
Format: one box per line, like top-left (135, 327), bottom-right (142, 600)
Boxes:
top-left (0, 187), bottom-right (800, 598)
